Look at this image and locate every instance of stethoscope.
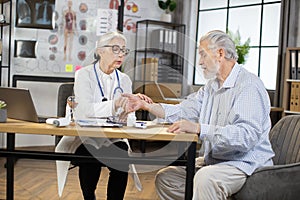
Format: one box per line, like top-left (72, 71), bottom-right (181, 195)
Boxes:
top-left (93, 63), bottom-right (123, 102)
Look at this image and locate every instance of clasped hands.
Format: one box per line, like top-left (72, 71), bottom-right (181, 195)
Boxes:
top-left (113, 93), bottom-right (152, 121)
top-left (115, 93), bottom-right (200, 135)
top-left (114, 93), bottom-right (152, 113)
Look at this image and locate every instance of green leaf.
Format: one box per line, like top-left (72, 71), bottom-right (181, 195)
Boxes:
top-left (158, 0), bottom-right (176, 12)
top-left (228, 29), bottom-right (251, 64)
top-left (0, 100), bottom-right (6, 109)
top-left (158, 0), bottom-right (167, 10)
top-left (169, 1), bottom-right (177, 12)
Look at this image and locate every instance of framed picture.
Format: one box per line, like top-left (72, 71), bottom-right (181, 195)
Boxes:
top-left (14, 40), bottom-right (37, 58)
top-left (16, 0), bottom-right (56, 29)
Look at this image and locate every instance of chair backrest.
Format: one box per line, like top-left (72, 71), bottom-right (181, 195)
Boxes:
top-left (57, 82), bottom-right (74, 117)
top-left (269, 115), bottom-right (300, 165)
top-left (55, 83), bottom-right (74, 145)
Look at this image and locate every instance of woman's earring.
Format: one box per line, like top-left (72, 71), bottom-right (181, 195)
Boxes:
top-left (94, 53), bottom-right (100, 61)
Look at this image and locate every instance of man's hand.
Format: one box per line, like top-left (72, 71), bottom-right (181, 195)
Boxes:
top-left (167, 120), bottom-right (200, 135)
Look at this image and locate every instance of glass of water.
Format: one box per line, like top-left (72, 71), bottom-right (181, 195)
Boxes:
top-left (67, 96), bottom-right (77, 123)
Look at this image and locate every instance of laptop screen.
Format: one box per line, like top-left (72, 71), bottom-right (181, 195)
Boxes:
top-left (0, 87), bottom-right (41, 122)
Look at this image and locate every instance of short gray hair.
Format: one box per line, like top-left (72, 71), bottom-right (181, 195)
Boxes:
top-left (96, 31), bottom-right (127, 49)
top-left (200, 30), bottom-right (238, 61)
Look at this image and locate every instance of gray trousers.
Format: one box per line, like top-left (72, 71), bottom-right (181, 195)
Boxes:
top-left (155, 157), bottom-right (246, 200)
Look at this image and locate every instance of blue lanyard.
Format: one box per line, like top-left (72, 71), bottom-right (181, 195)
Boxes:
top-left (93, 64), bottom-right (123, 101)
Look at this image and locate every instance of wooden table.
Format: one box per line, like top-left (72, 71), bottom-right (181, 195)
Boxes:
top-left (0, 119), bottom-right (198, 200)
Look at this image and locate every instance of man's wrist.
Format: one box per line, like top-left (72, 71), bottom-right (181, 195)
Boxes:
top-left (143, 101), bottom-right (150, 111)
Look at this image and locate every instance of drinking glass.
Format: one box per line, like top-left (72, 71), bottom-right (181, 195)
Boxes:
top-left (67, 96), bottom-right (77, 123)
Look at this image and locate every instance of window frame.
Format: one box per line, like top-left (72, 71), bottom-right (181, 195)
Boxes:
top-left (193, 0), bottom-right (281, 91)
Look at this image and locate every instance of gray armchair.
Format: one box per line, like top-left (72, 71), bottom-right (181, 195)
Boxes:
top-left (233, 115), bottom-right (300, 200)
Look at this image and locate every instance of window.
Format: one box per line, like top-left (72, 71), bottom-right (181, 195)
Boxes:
top-left (194, 0), bottom-right (281, 90)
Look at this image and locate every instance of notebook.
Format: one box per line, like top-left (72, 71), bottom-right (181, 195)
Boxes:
top-left (0, 87), bottom-right (49, 123)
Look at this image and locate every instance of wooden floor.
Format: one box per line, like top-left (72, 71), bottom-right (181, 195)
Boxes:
top-left (0, 146), bottom-right (160, 200)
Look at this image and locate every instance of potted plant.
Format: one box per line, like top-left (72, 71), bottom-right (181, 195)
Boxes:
top-left (0, 100), bottom-right (7, 123)
top-left (227, 29), bottom-right (251, 64)
top-left (158, 0), bottom-right (177, 22)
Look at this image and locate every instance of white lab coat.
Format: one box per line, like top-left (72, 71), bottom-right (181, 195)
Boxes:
top-left (55, 63), bottom-right (142, 197)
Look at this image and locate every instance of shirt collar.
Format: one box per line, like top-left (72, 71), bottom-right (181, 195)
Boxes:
top-left (96, 62), bottom-right (115, 80)
top-left (222, 63), bottom-right (241, 88)
top-left (211, 63), bottom-right (241, 91)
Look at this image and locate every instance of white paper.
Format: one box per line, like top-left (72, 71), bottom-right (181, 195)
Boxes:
top-left (76, 119), bottom-right (123, 127)
top-left (96, 9), bottom-right (118, 36)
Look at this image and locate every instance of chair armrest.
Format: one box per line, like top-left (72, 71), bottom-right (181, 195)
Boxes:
top-left (233, 162), bottom-right (300, 200)
top-left (253, 162), bottom-right (300, 174)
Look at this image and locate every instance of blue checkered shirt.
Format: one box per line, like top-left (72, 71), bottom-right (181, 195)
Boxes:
top-left (162, 64), bottom-right (274, 175)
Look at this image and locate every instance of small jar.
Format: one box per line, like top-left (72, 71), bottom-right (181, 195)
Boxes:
top-left (127, 114), bottom-right (136, 127)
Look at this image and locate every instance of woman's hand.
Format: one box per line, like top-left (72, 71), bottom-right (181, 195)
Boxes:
top-left (122, 93), bottom-right (147, 113)
top-left (114, 96), bottom-right (128, 112)
top-left (118, 112), bottom-right (128, 122)
top-left (122, 93), bottom-right (165, 118)
top-left (115, 93), bottom-right (153, 114)
top-left (167, 120), bottom-right (200, 135)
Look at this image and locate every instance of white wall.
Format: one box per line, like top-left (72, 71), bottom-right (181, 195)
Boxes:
top-left (2, 0), bottom-right (164, 147)
top-left (1, 0), bottom-right (195, 147)
top-left (14, 81), bottom-right (61, 147)
top-left (182, 0), bottom-right (199, 95)
top-left (0, 78), bottom-right (64, 147)
top-left (0, 134), bottom-right (3, 148)
top-left (1, 82), bottom-right (62, 147)
top-left (171, 0), bottom-right (199, 96)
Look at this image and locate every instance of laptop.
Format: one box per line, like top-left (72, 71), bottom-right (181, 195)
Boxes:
top-left (0, 87), bottom-right (48, 123)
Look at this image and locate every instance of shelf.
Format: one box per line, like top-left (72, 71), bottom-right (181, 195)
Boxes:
top-left (137, 19), bottom-right (185, 27)
top-left (286, 79), bottom-right (300, 82)
top-left (134, 20), bottom-right (185, 119)
top-left (136, 48), bottom-right (179, 55)
top-left (0, 23), bottom-right (9, 27)
top-left (134, 80), bottom-right (182, 84)
top-left (282, 47), bottom-right (300, 117)
top-left (284, 110), bottom-right (300, 115)
top-left (0, 0), bottom-right (10, 4)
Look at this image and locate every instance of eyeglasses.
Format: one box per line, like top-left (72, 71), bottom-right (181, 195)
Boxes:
top-left (103, 45), bottom-right (130, 56)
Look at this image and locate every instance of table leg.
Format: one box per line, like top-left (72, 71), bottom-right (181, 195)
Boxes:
top-left (6, 133), bottom-right (15, 200)
top-left (185, 142), bottom-right (196, 200)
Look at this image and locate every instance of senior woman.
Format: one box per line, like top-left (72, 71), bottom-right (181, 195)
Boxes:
top-left (56, 31), bottom-right (151, 200)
